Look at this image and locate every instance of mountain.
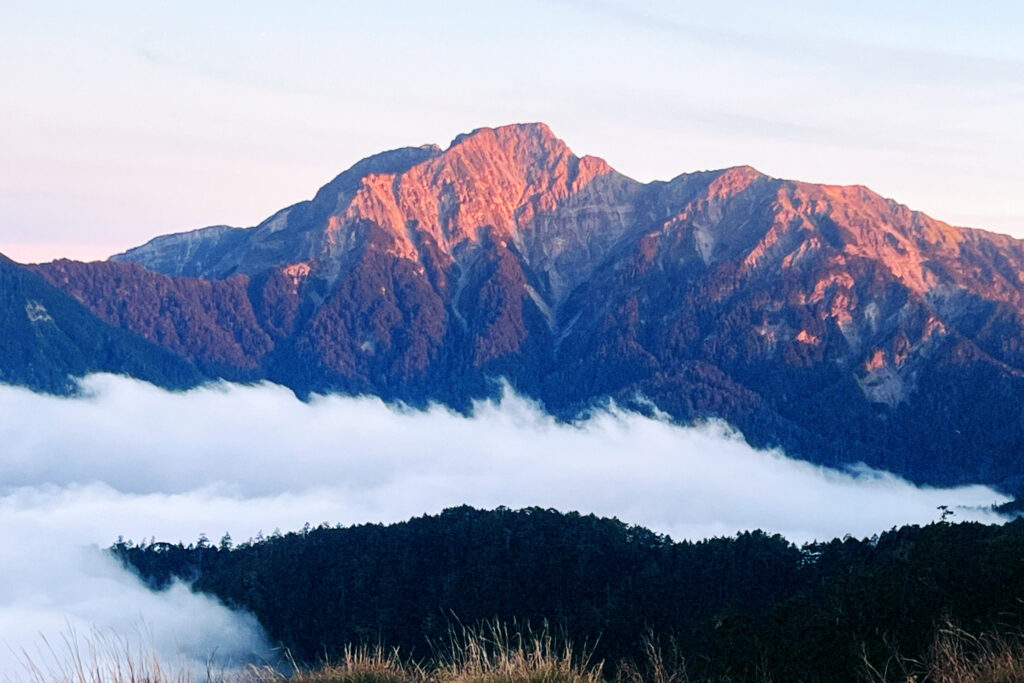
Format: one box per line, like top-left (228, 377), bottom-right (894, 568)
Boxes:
top-left (0, 254), bottom-right (201, 393)
top-left (23, 123), bottom-right (1024, 489)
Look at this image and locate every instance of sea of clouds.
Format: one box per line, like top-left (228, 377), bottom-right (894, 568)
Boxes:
top-left (0, 374), bottom-right (1010, 675)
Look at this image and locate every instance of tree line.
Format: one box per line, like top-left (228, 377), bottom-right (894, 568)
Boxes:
top-left (113, 506), bottom-right (1024, 682)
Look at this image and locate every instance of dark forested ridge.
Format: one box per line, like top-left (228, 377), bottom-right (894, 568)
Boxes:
top-left (16, 123), bottom-right (1024, 490)
top-left (0, 254), bottom-right (201, 393)
top-left (114, 506), bottom-right (1024, 682)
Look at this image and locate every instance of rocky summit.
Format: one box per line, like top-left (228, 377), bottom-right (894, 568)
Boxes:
top-left (13, 123), bottom-right (1024, 489)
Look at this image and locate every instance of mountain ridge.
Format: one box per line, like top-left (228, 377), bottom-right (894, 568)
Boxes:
top-left (0, 254), bottom-right (202, 392)
top-left (12, 122), bottom-right (1024, 489)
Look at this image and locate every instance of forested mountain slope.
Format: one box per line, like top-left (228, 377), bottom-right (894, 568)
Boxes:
top-left (0, 254), bottom-right (200, 393)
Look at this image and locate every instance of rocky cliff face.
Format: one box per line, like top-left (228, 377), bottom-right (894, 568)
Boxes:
top-left (26, 123), bottom-right (1024, 489)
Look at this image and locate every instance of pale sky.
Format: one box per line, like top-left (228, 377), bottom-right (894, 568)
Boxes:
top-left (2, 0), bottom-right (1022, 263)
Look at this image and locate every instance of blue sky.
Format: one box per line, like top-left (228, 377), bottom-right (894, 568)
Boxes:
top-left (2, 0), bottom-right (1022, 261)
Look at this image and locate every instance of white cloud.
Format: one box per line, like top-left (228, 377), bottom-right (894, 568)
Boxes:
top-left (0, 484), bottom-right (269, 678)
top-left (0, 374), bottom-right (1010, 675)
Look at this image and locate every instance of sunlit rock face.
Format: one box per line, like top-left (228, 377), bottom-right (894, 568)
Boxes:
top-left (21, 122), bottom-right (1024, 489)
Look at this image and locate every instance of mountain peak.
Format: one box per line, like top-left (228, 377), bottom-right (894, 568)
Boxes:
top-left (440, 122), bottom-right (579, 184)
top-left (335, 122), bottom-right (615, 249)
top-left (708, 165), bottom-right (767, 196)
top-left (448, 122), bottom-right (559, 150)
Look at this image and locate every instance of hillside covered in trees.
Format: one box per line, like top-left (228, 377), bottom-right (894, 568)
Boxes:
top-left (114, 506), bottom-right (1024, 682)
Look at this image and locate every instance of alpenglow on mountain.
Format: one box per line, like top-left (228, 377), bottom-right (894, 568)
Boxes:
top-left (12, 123), bottom-right (1024, 489)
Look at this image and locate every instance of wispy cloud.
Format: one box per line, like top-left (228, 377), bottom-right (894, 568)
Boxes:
top-left (564, 0), bottom-right (1024, 85)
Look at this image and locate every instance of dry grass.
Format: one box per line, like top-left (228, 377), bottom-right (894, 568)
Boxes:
top-left (255, 644), bottom-right (425, 683)
top-left (21, 621), bottom-right (1024, 683)
top-left (12, 624), bottom-right (600, 683)
top-left (614, 632), bottom-right (689, 683)
top-left (862, 622), bottom-right (1024, 683)
top-left (433, 621), bottom-right (603, 683)
top-left (12, 627), bottom-right (235, 683)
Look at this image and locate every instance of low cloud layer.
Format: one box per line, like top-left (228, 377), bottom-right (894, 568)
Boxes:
top-left (0, 374), bottom-right (1010, 674)
top-left (0, 484), bottom-right (269, 678)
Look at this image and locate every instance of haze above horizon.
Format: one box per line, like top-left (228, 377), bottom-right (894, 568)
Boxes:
top-left (2, 0), bottom-right (1022, 263)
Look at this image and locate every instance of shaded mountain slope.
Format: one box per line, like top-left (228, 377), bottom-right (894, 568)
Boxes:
top-left (0, 254), bottom-right (201, 393)
top-left (24, 123), bottom-right (1024, 487)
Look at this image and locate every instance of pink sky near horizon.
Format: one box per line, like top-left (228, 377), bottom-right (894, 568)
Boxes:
top-left (2, 1), bottom-right (1023, 264)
